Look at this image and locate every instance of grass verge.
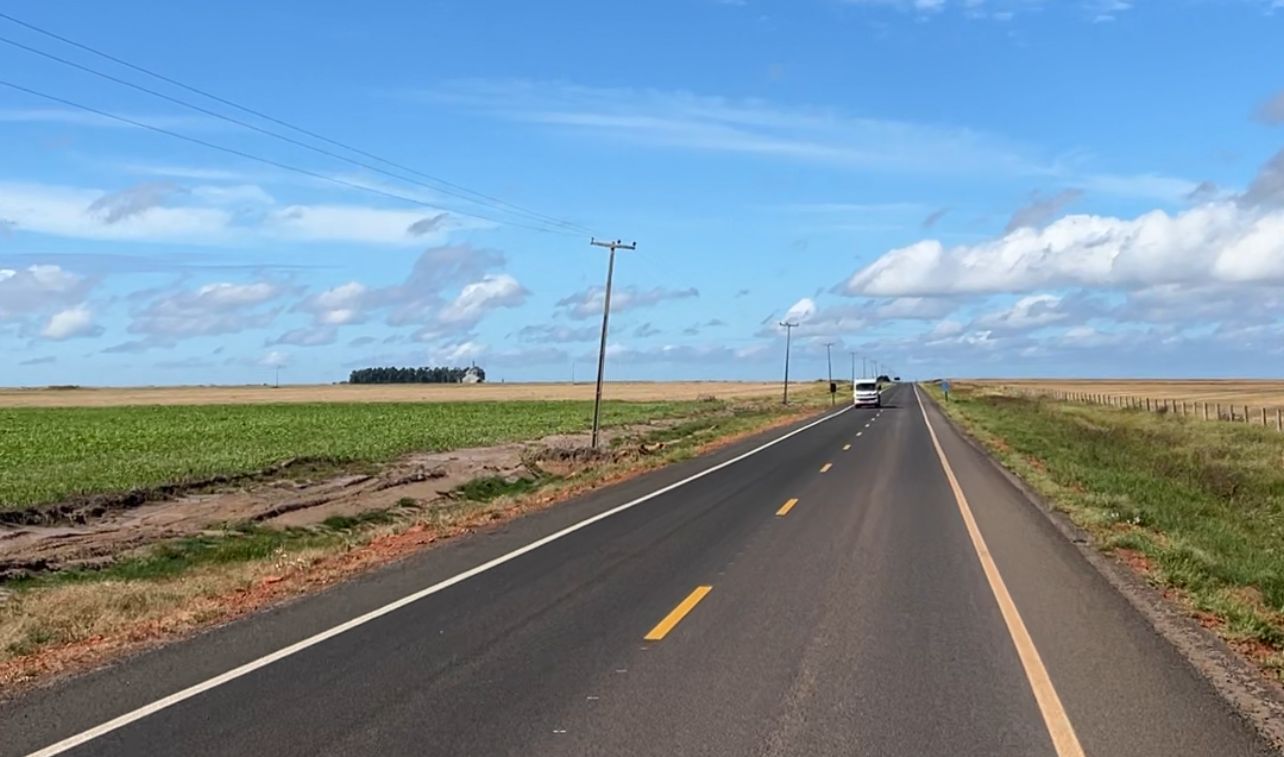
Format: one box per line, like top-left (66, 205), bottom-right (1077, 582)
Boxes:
top-left (924, 382), bottom-right (1284, 678)
top-left (0, 389), bottom-right (829, 685)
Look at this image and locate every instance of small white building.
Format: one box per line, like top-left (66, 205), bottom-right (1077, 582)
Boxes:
top-left (461, 366), bottom-right (484, 384)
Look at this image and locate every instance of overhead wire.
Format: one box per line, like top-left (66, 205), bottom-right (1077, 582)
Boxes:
top-left (0, 12), bottom-right (597, 236)
top-left (0, 78), bottom-right (578, 236)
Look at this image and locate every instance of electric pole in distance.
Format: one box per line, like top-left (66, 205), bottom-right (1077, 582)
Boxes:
top-left (589, 238), bottom-right (636, 449)
top-left (850, 351), bottom-right (857, 385)
top-left (824, 342), bottom-right (835, 406)
top-left (779, 321), bottom-right (798, 405)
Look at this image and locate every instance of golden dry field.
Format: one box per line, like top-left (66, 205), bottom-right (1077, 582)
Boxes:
top-left (0, 381), bottom-right (788, 408)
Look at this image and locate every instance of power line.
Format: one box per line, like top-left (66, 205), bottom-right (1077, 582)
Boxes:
top-left (0, 78), bottom-right (580, 236)
top-left (0, 12), bottom-right (597, 236)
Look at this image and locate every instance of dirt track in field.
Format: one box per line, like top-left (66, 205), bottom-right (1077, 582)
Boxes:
top-left (0, 382), bottom-right (786, 408)
top-left (974, 379), bottom-right (1284, 411)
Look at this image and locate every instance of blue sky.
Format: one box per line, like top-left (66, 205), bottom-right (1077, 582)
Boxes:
top-left (2, 0), bottom-right (1283, 385)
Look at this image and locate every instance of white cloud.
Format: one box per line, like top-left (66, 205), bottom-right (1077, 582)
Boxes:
top-left (0, 181), bottom-right (459, 247)
top-left (783, 297), bottom-right (817, 323)
top-left (840, 201), bottom-right (1284, 296)
top-left (556, 284), bottom-right (699, 320)
top-left (972, 293), bottom-right (1067, 331)
top-left (438, 274), bottom-right (528, 325)
top-left (40, 305), bottom-right (100, 340)
top-left (297, 281), bottom-right (370, 326)
top-left (874, 296), bottom-right (956, 319)
top-left (130, 280), bottom-right (284, 338)
top-left (429, 340), bottom-right (487, 364)
top-left (422, 80), bottom-right (1192, 200)
top-left (260, 350), bottom-right (289, 368)
top-left (0, 264), bottom-right (91, 318)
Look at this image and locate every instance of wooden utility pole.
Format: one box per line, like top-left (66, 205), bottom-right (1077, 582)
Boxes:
top-left (779, 321), bottom-right (798, 405)
top-left (589, 238), bottom-right (636, 448)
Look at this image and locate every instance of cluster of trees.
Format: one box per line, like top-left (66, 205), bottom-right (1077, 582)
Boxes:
top-left (348, 366), bottom-right (485, 384)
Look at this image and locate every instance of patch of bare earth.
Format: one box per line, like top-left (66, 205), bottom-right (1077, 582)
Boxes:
top-left (0, 421), bottom-right (675, 578)
top-left (0, 404), bottom-right (820, 692)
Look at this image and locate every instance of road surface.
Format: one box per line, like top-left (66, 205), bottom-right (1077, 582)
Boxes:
top-left (1, 384), bottom-right (1273, 756)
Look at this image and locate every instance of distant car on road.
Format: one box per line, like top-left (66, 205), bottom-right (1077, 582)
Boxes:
top-left (854, 380), bottom-right (881, 408)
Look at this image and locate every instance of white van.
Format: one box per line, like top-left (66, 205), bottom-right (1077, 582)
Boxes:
top-left (853, 380), bottom-right (880, 408)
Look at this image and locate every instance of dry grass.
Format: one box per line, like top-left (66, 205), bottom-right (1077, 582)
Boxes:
top-left (979, 379), bottom-right (1284, 411)
top-left (0, 381), bottom-right (788, 408)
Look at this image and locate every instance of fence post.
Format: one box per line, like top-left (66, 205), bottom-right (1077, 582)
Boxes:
top-left (1217, 403), bottom-right (1222, 421)
top-left (1277, 408), bottom-right (1282, 432)
top-left (1244, 405), bottom-right (1250, 423)
top-left (1203, 402), bottom-right (1209, 421)
top-left (1146, 397), bottom-right (1151, 412)
top-left (1262, 407), bottom-right (1268, 426)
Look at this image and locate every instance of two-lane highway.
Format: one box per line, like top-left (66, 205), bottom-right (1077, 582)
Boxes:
top-left (2, 385), bottom-right (1273, 755)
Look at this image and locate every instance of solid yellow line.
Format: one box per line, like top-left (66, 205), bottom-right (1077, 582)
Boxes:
top-left (776, 498), bottom-right (799, 516)
top-left (819, 462), bottom-right (833, 473)
top-left (843, 443), bottom-right (852, 451)
top-left (914, 387), bottom-right (1085, 757)
top-left (644, 586), bottom-right (713, 641)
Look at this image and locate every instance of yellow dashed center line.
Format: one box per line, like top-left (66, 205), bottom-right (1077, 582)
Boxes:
top-left (776, 498), bottom-right (799, 517)
top-left (820, 463), bottom-right (833, 473)
top-left (644, 586), bottom-right (713, 641)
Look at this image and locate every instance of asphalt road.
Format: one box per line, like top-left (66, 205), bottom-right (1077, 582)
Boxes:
top-left (2, 384), bottom-right (1274, 756)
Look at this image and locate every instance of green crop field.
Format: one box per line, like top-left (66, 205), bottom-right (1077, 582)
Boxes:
top-left (0, 400), bottom-right (705, 512)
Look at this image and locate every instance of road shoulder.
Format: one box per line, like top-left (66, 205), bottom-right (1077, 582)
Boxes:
top-left (919, 386), bottom-right (1284, 751)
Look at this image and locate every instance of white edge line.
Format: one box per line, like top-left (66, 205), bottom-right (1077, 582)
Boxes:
top-left (28, 404), bottom-right (854, 757)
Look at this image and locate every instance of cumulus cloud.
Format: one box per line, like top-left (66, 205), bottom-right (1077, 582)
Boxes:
top-left (0, 264), bottom-right (93, 319)
top-left (384, 244), bottom-right (507, 326)
top-left (840, 200), bottom-right (1284, 297)
top-left (40, 305), bottom-right (102, 340)
top-left (633, 322), bottom-right (662, 338)
top-left (260, 350), bottom-right (289, 368)
top-left (296, 281), bottom-right (371, 326)
top-left (19, 355), bottom-right (56, 366)
top-left (130, 281), bottom-right (284, 338)
top-left (1004, 189), bottom-right (1083, 232)
top-left (972, 294), bottom-right (1067, 332)
top-left (438, 274), bottom-right (528, 325)
top-left (874, 296), bottom-right (957, 320)
top-left (556, 285), bottom-right (698, 320)
top-left (782, 297), bottom-right (817, 324)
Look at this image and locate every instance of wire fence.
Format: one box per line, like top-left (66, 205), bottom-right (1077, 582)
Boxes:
top-left (1008, 387), bottom-right (1284, 431)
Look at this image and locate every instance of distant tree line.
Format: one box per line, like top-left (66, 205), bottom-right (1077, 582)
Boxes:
top-left (348, 366), bottom-right (485, 384)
